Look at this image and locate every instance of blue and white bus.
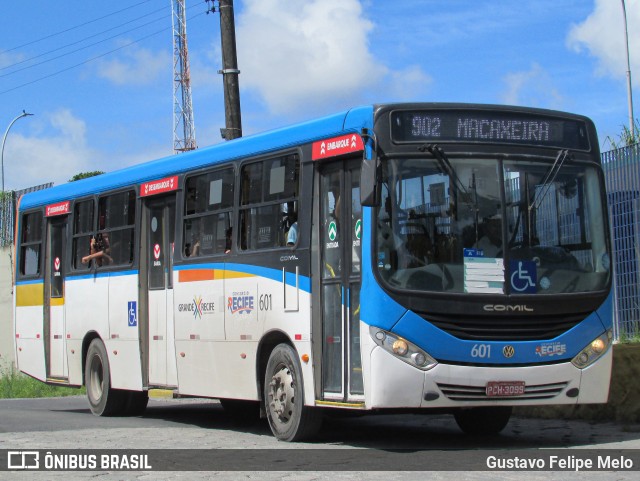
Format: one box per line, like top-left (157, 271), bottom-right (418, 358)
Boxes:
top-left (14, 103), bottom-right (613, 441)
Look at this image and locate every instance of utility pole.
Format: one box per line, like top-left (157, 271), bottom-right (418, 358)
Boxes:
top-left (621, 0), bottom-right (635, 141)
top-left (212, 0), bottom-right (242, 140)
top-left (172, 0), bottom-right (197, 153)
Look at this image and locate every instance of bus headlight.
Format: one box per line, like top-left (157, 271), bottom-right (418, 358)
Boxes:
top-left (571, 330), bottom-right (612, 369)
top-left (370, 326), bottom-right (437, 371)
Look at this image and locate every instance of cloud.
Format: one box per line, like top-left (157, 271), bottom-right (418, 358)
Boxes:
top-left (4, 109), bottom-right (99, 190)
top-left (94, 43), bottom-right (170, 86)
top-left (567, 0), bottom-right (640, 87)
top-left (385, 65), bottom-right (433, 101)
top-left (236, 0), bottom-right (385, 115)
top-left (502, 63), bottom-right (563, 109)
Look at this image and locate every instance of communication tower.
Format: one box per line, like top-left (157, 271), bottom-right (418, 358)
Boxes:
top-left (172, 0), bottom-right (197, 153)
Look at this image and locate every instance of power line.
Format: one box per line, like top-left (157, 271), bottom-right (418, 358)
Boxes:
top-left (0, 11), bottom-right (207, 97)
top-left (0, 14), bottom-right (170, 79)
top-left (0, 9), bottom-right (167, 73)
top-left (1, 3), bottom-right (202, 75)
top-left (1, 0), bottom-right (154, 54)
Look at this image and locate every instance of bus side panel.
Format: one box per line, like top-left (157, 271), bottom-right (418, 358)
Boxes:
top-left (105, 339), bottom-right (144, 391)
top-left (108, 273), bottom-right (140, 341)
top-left (173, 265), bottom-right (314, 403)
top-left (224, 264), bottom-right (314, 406)
top-left (14, 283), bottom-right (46, 381)
top-left (107, 273), bottom-right (144, 391)
top-left (66, 339), bottom-right (83, 385)
top-left (175, 340), bottom-right (258, 399)
top-left (65, 276), bottom-right (110, 381)
top-left (173, 268), bottom-right (226, 396)
top-left (15, 338), bottom-right (46, 381)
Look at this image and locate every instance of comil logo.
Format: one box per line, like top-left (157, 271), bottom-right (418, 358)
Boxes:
top-left (8, 451), bottom-right (40, 469)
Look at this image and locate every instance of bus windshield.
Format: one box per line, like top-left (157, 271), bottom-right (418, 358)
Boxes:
top-left (376, 154), bottom-right (611, 295)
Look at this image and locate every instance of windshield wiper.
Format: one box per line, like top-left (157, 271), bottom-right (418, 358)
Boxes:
top-left (529, 149), bottom-right (571, 213)
top-left (420, 144), bottom-right (474, 206)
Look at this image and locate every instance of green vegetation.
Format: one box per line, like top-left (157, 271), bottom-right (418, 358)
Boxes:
top-left (68, 170), bottom-right (105, 182)
top-left (618, 328), bottom-right (640, 344)
top-left (0, 365), bottom-right (84, 399)
top-left (605, 119), bottom-right (640, 150)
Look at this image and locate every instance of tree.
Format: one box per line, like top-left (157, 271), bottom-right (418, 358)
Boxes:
top-left (68, 171), bottom-right (105, 182)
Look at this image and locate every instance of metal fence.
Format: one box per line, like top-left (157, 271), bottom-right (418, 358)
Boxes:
top-left (0, 183), bottom-right (53, 247)
top-left (602, 143), bottom-right (640, 340)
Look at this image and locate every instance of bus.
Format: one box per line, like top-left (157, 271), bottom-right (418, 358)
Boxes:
top-left (13, 103), bottom-right (613, 441)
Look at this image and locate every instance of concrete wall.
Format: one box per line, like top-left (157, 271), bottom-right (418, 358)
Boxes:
top-left (0, 246), bottom-right (15, 371)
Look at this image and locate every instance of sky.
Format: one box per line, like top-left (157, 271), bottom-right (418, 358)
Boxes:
top-left (0, 0), bottom-right (638, 191)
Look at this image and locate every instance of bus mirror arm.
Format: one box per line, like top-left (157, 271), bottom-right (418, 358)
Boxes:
top-left (360, 128), bottom-right (380, 207)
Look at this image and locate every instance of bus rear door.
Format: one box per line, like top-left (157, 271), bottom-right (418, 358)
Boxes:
top-left (140, 192), bottom-right (177, 388)
top-left (44, 209), bottom-right (69, 380)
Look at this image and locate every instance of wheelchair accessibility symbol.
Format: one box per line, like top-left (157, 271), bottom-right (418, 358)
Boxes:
top-left (128, 301), bottom-right (138, 327)
top-left (510, 260), bottom-right (537, 294)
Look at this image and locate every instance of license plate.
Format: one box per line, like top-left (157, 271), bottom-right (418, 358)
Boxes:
top-left (486, 381), bottom-right (525, 397)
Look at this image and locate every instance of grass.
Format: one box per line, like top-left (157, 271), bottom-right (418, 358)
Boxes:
top-left (618, 327), bottom-right (640, 344)
top-left (0, 365), bottom-right (84, 399)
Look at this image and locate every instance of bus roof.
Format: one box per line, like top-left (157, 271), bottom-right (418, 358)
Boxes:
top-left (19, 105), bottom-right (374, 211)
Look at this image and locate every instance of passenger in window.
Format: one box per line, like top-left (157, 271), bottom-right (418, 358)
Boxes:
top-left (82, 233), bottom-right (112, 266)
top-left (187, 239), bottom-right (200, 257)
top-left (286, 212), bottom-right (298, 246)
top-left (225, 227), bottom-right (232, 254)
top-left (184, 224), bottom-right (201, 258)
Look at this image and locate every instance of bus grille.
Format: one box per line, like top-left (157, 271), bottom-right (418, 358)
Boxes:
top-left (423, 312), bottom-right (586, 341)
top-left (436, 381), bottom-right (569, 401)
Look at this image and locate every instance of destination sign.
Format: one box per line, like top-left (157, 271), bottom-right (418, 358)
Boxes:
top-left (391, 110), bottom-right (589, 150)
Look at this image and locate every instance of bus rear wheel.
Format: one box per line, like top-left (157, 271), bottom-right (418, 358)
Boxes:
top-left (85, 339), bottom-right (125, 416)
top-left (453, 406), bottom-right (512, 435)
top-left (264, 344), bottom-right (322, 442)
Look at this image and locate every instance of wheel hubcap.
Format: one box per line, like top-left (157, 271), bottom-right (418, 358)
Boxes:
top-left (268, 365), bottom-right (295, 423)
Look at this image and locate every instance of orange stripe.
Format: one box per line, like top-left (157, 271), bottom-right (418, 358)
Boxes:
top-left (178, 269), bottom-right (216, 283)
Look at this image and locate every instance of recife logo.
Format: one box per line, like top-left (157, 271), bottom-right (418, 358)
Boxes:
top-left (177, 296), bottom-right (215, 319)
top-left (227, 291), bottom-right (255, 315)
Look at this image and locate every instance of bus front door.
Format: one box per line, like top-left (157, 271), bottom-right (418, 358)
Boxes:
top-left (319, 160), bottom-right (363, 401)
top-left (44, 215), bottom-right (68, 380)
top-left (141, 195), bottom-right (177, 388)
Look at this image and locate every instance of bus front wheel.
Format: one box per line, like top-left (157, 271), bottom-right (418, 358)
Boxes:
top-left (453, 406), bottom-right (512, 435)
top-left (85, 339), bottom-right (125, 416)
top-left (264, 343), bottom-right (322, 441)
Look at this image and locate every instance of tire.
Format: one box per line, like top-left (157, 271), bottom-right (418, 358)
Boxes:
top-left (84, 339), bottom-right (126, 416)
top-left (123, 390), bottom-right (149, 416)
top-left (264, 343), bottom-right (322, 442)
top-left (454, 406), bottom-right (512, 435)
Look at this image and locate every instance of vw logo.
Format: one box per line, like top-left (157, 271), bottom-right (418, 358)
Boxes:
top-left (503, 345), bottom-right (515, 358)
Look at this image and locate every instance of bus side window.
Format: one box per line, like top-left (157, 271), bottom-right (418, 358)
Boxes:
top-left (72, 199), bottom-right (94, 270)
top-left (19, 211), bottom-right (43, 276)
top-left (95, 191), bottom-right (136, 267)
top-left (239, 154), bottom-right (299, 251)
top-left (183, 168), bottom-right (234, 257)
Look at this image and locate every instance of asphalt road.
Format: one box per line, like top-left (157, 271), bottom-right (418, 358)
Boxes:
top-left (1, 395), bottom-right (639, 480)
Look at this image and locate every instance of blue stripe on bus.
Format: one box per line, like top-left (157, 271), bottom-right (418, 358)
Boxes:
top-left (65, 269), bottom-right (139, 281)
top-left (15, 278), bottom-right (44, 286)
